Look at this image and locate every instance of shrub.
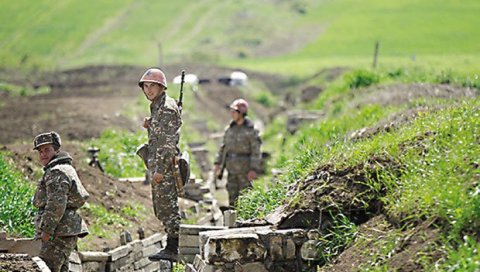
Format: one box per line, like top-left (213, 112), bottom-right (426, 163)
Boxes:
top-left (0, 153), bottom-right (36, 237)
top-left (345, 70), bottom-right (380, 89)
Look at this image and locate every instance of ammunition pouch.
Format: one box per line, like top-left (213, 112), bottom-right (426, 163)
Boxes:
top-left (178, 151), bottom-right (190, 186)
top-left (136, 144), bottom-right (149, 167)
top-left (172, 151), bottom-right (190, 197)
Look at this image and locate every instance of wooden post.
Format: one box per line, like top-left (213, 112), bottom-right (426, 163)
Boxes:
top-left (372, 40), bottom-right (380, 69)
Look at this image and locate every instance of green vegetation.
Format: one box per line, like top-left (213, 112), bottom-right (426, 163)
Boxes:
top-left (231, 0), bottom-right (480, 75)
top-left (88, 129), bottom-right (147, 178)
top-left (238, 68), bottom-right (479, 268)
top-left (2, 0), bottom-right (479, 74)
top-left (78, 202), bottom-right (146, 251)
top-left (1, 0), bottom-right (479, 268)
top-left (0, 82), bottom-right (51, 96)
top-left (0, 152), bottom-right (36, 237)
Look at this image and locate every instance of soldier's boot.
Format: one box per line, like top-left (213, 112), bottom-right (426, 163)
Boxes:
top-left (148, 236), bottom-right (179, 262)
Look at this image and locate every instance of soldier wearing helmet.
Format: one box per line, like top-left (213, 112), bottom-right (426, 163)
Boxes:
top-left (214, 98), bottom-right (262, 207)
top-left (32, 131), bottom-right (89, 272)
top-left (138, 68), bottom-right (182, 261)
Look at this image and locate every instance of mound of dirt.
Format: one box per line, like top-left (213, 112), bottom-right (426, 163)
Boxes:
top-left (321, 215), bottom-right (442, 272)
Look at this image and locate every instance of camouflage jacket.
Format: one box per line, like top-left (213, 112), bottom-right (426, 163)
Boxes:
top-left (215, 118), bottom-right (262, 174)
top-left (32, 151), bottom-right (89, 238)
top-left (147, 91), bottom-right (182, 174)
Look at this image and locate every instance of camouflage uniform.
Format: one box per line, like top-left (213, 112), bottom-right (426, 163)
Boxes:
top-left (33, 150), bottom-right (89, 272)
top-left (215, 118), bottom-right (262, 206)
top-left (147, 91), bottom-right (182, 241)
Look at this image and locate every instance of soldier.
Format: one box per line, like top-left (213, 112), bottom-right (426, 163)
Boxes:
top-left (214, 98), bottom-right (262, 207)
top-left (138, 68), bottom-right (182, 261)
top-left (32, 131), bottom-right (89, 272)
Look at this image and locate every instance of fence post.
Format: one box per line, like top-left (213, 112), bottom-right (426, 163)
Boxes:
top-left (372, 40), bottom-right (380, 69)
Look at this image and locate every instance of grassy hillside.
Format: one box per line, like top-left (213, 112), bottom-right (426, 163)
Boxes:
top-left (232, 0), bottom-right (480, 74)
top-left (237, 69), bottom-right (479, 270)
top-left (0, 0), bottom-right (310, 69)
top-left (1, 0), bottom-right (479, 74)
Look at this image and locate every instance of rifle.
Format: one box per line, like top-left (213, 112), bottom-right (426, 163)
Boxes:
top-left (217, 150), bottom-right (227, 180)
top-left (177, 70), bottom-right (185, 112)
top-left (174, 69), bottom-right (190, 192)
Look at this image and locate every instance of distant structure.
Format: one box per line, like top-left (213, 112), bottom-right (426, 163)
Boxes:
top-left (218, 71), bottom-right (248, 86)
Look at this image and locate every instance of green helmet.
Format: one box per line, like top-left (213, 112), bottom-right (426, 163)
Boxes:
top-left (33, 131), bottom-right (61, 150)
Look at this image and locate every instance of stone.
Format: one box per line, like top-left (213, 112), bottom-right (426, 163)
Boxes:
top-left (204, 233), bottom-right (266, 264)
top-left (108, 244), bottom-right (132, 261)
top-left (119, 230), bottom-right (132, 245)
top-left (193, 254), bottom-right (206, 271)
top-left (141, 233), bottom-right (166, 247)
top-left (142, 243), bottom-right (162, 258)
top-left (269, 235), bottom-right (283, 261)
top-left (143, 261), bottom-right (160, 272)
top-left (301, 240), bottom-right (321, 261)
top-left (6, 238), bottom-right (42, 256)
top-left (32, 256), bottom-right (51, 272)
top-left (180, 247), bottom-right (201, 255)
top-left (68, 262), bottom-right (82, 272)
top-left (82, 261), bottom-right (106, 272)
top-left (185, 263), bottom-right (198, 272)
top-left (223, 210), bottom-right (237, 227)
top-left (133, 257), bottom-right (151, 270)
top-left (180, 235), bottom-right (201, 248)
top-left (78, 251), bottom-right (109, 262)
top-left (180, 224), bottom-right (227, 235)
top-left (137, 227), bottom-right (145, 240)
top-left (234, 262), bottom-right (268, 272)
top-left (159, 259), bottom-right (172, 271)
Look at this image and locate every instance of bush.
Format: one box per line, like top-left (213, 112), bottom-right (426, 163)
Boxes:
top-left (89, 129), bottom-right (147, 178)
top-left (345, 69), bottom-right (380, 89)
top-left (0, 153), bottom-right (36, 237)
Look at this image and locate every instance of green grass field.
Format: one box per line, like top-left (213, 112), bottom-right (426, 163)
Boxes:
top-left (1, 0), bottom-right (478, 74)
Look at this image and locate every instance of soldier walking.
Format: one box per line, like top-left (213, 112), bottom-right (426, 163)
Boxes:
top-left (138, 68), bottom-right (182, 261)
top-left (214, 98), bottom-right (262, 207)
top-left (32, 131), bottom-right (89, 272)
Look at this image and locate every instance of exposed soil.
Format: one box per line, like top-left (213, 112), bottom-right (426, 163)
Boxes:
top-left (0, 254), bottom-right (41, 272)
top-left (320, 215), bottom-right (443, 272)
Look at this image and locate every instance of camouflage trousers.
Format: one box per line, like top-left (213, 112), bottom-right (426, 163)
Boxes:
top-left (151, 170), bottom-right (180, 239)
top-left (40, 236), bottom-right (77, 272)
top-left (227, 172), bottom-right (252, 206)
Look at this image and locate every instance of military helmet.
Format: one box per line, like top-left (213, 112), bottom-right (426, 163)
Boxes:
top-left (33, 131), bottom-right (61, 150)
top-left (138, 68), bottom-right (167, 89)
top-left (230, 98), bottom-right (249, 114)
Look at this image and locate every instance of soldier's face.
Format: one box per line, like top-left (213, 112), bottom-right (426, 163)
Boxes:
top-left (37, 144), bottom-right (57, 166)
top-left (142, 82), bottom-right (164, 101)
top-left (230, 109), bottom-right (242, 122)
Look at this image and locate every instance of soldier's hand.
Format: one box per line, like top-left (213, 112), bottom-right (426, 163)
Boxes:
top-left (41, 231), bottom-right (51, 242)
top-left (247, 170), bottom-right (257, 181)
top-left (153, 172), bottom-right (164, 184)
top-left (213, 164), bottom-right (220, 176)
top-left (143, 117), bottom-right (151, 129)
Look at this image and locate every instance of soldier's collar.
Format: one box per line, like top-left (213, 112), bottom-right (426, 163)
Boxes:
top-left (44, 151), bottom-right (72, 170)
top-left (151, 91), bottom-right (166, 105)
